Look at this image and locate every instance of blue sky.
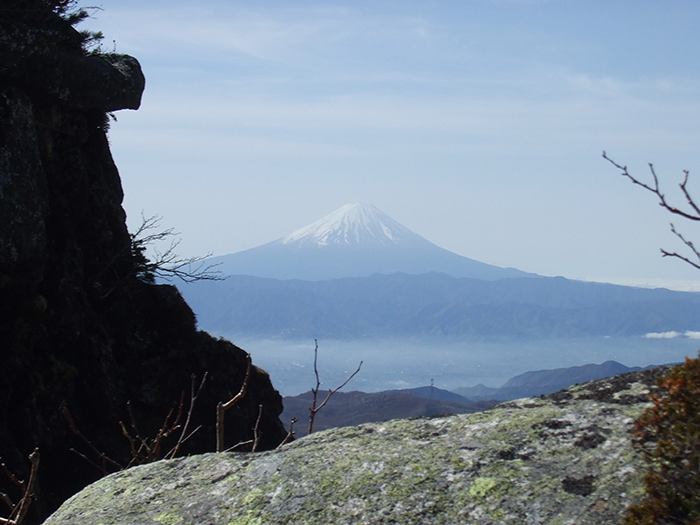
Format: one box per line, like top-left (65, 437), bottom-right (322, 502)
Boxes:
top-left (81, 1), bottom-right (700, 288)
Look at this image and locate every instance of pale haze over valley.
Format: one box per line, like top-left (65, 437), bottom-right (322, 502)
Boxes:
top-left (83, 0), bottom-right (700, 290)
top-left (178, 202), bottom-right (700, 395)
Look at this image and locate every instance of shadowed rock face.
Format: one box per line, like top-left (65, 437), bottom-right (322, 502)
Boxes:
top-left (0, 6), bottom-right (286, 523)
top-left (45, 368), bottom-right (666, 525)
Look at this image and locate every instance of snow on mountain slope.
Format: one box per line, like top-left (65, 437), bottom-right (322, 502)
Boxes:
top-left (207, 203), bottom-right (535, 280)
top-left (280, 203), bottom-right (418, 247)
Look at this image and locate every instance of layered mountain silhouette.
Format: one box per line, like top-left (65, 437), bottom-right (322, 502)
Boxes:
top-left (177, 203), bottom-right (700, 338)
top-left (280, 388), bottom-right (496, 436)
top-left (208, 203), bottom-right (534, 281)
top-left (280, 361), bottom-right (661, 435)
top-left (453, 360), bottom-right (654, 401)
top-left (180, 271), bottom-right (700, 338)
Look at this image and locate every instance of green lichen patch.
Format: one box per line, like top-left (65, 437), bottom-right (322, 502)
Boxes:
top-left (153, 512), bottom-right (184, 524)
top-left (44, 373), bottom-right (656, 525)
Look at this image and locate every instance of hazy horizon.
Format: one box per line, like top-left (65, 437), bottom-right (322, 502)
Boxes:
top-left (80, 1), bottom-right (700, 290)
top-left (224, 334), bottom-right (699, 396)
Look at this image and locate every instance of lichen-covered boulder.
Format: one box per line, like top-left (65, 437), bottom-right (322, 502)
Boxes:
top-left (44, 369), bottom-right (664, 525)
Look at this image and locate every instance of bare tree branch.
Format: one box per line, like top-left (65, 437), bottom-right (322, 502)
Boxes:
top-left (603, 152), bottom-right (700, 221)
top-left (64, 373), bottom-right (208, 473)
top-left (122, 398), bottom-right (184, 468)
top-left (0, 449), bottom-right (39, 525)
top-left (226, 440), bottom-right (254, 452)
top-left (131, 214), bottom-right (226, 283)
top-left (9, 450), bottom-right (38, 525)
top-left (165, 372), bottom-right (207, 459)
top-left (277, 418), bottom-right (298, 449)
top-left (604, 152), bottom-right (700, 272)
top-left (216, 353), bottom-right (252, 452)
top-left (308, 339), bottom-right (362, 435)
top-left (680, 170), bottom-right (700, 217)
top-left (661, 224), bottom-right (700, 271)
top-left (62, 406), bottom-right (123, 474)
top-left (251, 404), bottom-right (264, 453)
top-left (0, 495), bottom-right (13, 515)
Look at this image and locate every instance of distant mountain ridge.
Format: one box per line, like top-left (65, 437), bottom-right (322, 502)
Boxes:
top-left (209, 203), bottom-right (534, 281)
top-left (180, 272), bottom-right (700, 338)
top-left (178, 203), bottom-right (700, 338)
top-left (280, 361), bottom-right (664, 436)
top-left (281, 389), bottom-right (496, 437)
top-left (452, 360), bottom-right (652, 401)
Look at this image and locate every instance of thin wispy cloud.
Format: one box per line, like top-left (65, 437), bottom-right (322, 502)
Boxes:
top-left (645, 331), bottom-right (700, 340)
top-left (83, 1), bottom-right (700, 286)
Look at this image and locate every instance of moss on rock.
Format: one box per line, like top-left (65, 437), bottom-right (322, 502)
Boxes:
top-left (44, 370), bottom-right (662, 524)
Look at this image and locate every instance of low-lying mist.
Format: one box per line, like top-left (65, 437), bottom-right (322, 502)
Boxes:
top-left (219, 334), bottom-right (700, 396)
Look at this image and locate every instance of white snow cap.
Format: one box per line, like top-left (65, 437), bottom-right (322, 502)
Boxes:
top-left (281, 203), bottom-right (417, 247)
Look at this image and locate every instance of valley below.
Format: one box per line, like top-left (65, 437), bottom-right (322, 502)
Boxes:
top-left (180, 203), bottom-right (700, 417)
top-left (223, 333), bottom-right (699, 396)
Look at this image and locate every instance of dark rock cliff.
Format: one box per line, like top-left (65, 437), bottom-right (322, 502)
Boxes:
top-left (0, 5), bottom-right (287, 523)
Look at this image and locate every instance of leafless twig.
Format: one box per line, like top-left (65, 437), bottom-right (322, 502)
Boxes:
top-left (603, 151), bottom-right (700, 270)
top-left (226, 440), bottom-right (254, 452)
top-left (251, 404), bottom-right (264, 453)
top-left (131, 214), bottom-right (225, 283)
top-left (277, 418), bottom-right (298, 448)
top-left (0, 449), bottom-right (39, 525)
top-left (603, 152), bottom-right (700, 222)
top-left (63, 372), bottom-right (208, 473)
top-left (661, 223), bottom-right (700, 271)
top-left (121, 398), bottom-right (182, 468)
top-left (216, 353), bottom-right (252, 452)
top-left (62, 406), bottom-right (123, 474)
top-left (308, 339), bottom-right (362, 435)
top-left (165, 372), bottom-right (207, 459)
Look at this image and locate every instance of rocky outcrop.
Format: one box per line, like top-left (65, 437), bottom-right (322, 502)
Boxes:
top-left (0, 5), bottom-right (286, 523)
top-left (44, 368), bottom-right (667, 525)
top-left (0, 21), bottom-right (144, 111)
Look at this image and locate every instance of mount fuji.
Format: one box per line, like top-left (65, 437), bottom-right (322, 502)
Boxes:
top-left (176, 203), bottom-right (700, 339)
top-left (208, 203), bottom-right (534, 281)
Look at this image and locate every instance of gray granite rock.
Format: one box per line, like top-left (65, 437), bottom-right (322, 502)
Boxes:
top-left (45, 369), bottom-right (665, 524)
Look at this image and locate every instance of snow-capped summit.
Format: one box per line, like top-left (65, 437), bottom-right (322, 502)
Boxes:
top-left (209, 204), bottom-right (535, 281)
top-left (280, 203), bottom-right (419, 247)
